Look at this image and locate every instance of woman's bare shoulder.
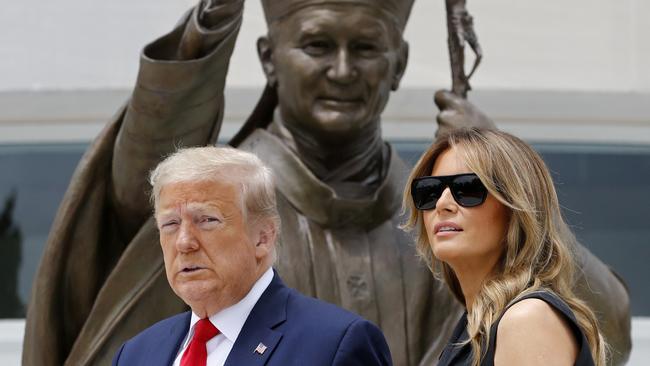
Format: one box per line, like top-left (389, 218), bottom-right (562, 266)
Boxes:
top-left (494, 297), bottom-right (578, 366)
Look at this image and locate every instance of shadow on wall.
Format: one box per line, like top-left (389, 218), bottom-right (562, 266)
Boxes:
top-left (0, 190), bottom-right (25, 318)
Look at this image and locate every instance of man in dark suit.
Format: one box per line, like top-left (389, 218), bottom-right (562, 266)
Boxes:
top-left (111, 146), bottom-right (391, 366)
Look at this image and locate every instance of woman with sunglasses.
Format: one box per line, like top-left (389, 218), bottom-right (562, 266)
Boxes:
top-left (402, 128), bottom-right (606, 366)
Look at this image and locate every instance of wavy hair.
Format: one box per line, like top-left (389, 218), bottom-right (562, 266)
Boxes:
top-left (402, 128), bottom-right (606, 366)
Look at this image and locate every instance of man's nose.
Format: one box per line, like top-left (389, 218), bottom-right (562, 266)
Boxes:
top-left (435, 187), bottom-right (458, 213)
top-left (175, 222), bottom-right (199, 252)
top-left (326, 49), bottom-right (358, 84)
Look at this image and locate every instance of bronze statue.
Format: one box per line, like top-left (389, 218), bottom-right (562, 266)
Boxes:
top-left (23, 1), bottom-right (631, 365)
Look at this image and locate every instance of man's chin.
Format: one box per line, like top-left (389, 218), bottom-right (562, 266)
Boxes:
top-left (173, 281), bottom-right (215, 303)
top-left (309, 114), bottom-right (371, 136)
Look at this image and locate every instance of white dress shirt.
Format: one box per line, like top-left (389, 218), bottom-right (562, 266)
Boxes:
top-left (172, 267), bottom-right (274, 366)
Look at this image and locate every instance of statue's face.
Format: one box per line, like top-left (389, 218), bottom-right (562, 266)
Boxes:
top-left (259, 5), bottom-right (407, 143)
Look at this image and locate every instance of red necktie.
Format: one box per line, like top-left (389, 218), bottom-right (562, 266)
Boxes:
top-left (180, 318), bottom-right (220, 366)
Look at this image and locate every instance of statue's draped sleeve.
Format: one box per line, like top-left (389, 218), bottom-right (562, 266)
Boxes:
top-left (22, 2), bottom-right (244, 365)
top-left (112, 0), bottom-right (244, 240)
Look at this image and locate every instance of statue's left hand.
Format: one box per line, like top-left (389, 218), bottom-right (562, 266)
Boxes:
top-left (434, 90), bottom-right (496, 136)
top-left (197, 0), bottom-right (243, 29)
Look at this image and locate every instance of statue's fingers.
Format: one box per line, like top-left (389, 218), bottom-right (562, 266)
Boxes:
top-left (436, 109), bottom-right (458, 127)
top-left (435, 110), bottom-right (458, 137)
top-left (434, 89), bottom-right (465, 111)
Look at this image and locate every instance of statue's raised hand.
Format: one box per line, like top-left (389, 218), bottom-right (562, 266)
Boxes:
top-left (174, 0), bottom-right (243, 60)
top-left (434, 89), bottom-right (495, 136)
top-left (197, 0), bottom-right (243, 28)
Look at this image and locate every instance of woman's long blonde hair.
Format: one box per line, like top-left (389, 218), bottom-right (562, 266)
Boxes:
top-left (402, 128), bottom-right (606, 366)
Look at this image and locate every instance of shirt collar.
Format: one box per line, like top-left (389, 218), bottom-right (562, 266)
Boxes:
top-left (188, 267), bottom-right (274, 343)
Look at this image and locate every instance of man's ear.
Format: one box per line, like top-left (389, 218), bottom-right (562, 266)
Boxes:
top-left (257, 36), bottom-right (277, 87)
top-left (253, 219), bottom-right (276, 261)
top-left (391, 40), bottom-right (409, 91)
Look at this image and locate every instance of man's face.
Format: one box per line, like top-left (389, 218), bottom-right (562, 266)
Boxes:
top-left (260, 5), bottom-right (407, 143)
top-left (155, 179), bottom-right (267, 315)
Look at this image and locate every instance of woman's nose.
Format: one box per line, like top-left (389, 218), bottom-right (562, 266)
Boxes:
top-left (435, 187), bottom-right (458, 212)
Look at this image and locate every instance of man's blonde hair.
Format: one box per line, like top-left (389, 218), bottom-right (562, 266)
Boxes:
top-left (149, 146), bottom-right (280, 234)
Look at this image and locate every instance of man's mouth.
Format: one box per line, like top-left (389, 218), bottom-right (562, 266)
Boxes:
top-left (318, 96), bottom-right (363, 105)
top-left (181, 266), bottom-right (204, 273)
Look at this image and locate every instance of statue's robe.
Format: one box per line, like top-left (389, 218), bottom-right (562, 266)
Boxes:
top-left (23, 2), bottom-right (631, 366)
top-left (238, 126), bottom-right (462, 366)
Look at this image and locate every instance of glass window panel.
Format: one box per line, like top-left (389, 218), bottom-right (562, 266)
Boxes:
top-left (0, 141), bottom-right (648, 317)
top-left (0, 144), bottom-right (87, 318)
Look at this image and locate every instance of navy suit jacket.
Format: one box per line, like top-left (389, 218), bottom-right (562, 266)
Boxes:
top-left (112, 272), bottom-right (392, 365)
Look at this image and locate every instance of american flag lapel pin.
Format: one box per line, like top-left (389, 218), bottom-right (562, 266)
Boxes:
top-left (254, 342), bottom-right (268, 355)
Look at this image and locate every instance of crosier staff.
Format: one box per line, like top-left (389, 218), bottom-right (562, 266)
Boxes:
top-left (444, 0), bottom-right (482, 98)
top-left (434, 0), bottom-right (491, 137)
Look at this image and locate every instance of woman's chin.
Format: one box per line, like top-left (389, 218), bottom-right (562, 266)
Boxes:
top-left (431, 241), bottom-right (465, 263)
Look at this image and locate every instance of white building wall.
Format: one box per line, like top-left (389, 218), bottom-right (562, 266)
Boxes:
top-left (1, 0), bottom-right (649, 144)
top-left (1, 0), bottom-right (649, 92)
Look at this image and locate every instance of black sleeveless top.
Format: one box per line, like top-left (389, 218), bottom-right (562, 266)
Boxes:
top-left (437, 291), bottom-right (595, 366)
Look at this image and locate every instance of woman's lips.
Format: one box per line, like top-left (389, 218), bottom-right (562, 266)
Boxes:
top-left (434, 221), bottom-right (463, 237)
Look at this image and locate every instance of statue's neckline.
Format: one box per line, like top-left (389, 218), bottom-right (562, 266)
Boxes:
top-left (239, 128), bottom-right (406, 229)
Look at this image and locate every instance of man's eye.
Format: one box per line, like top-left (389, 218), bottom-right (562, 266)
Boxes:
top-left (200, 217), bottom-right (220, 224)
top-left (161, 220), bottom-right (178, 229)
top-left (303, 41), bottom-right (331, 55)
top-left (354, 43), bottom-right (380, 55)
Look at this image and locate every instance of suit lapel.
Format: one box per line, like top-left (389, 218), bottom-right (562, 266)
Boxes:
top-left (224, 272), bottom-right (289, 366)
top-left (150, 312), bottom-right (191, 366)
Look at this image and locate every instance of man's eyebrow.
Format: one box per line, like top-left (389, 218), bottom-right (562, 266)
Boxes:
top-left (157, 206), bottom-right (179, 215)
top-left (297, 26), bottom-right (324, 37)
top-left (156, 210), bottom-right (179, 223)
top-left (297, 17), bottom-right (339, 35)
top-left (354, 21), bottom-right (391, 39)
top-left (358, 27), bottom-right (385, 39)
top-left (298, 23), bottom-right (386, 40)
top-left (185, 202), bottom-right (224, 214)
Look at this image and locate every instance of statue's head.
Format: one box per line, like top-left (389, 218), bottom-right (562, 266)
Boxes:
top-left (258, 0), bottom-right (414, 144)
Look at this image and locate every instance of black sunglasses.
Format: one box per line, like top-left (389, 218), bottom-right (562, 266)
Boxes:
top-left (411, 173), bottom-right (488, 210)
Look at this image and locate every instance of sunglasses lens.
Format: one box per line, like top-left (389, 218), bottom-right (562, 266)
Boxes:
top-left (452, 174), bottom-right (487, 207)
top-left (411, 178), bottom-right (443, 210)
